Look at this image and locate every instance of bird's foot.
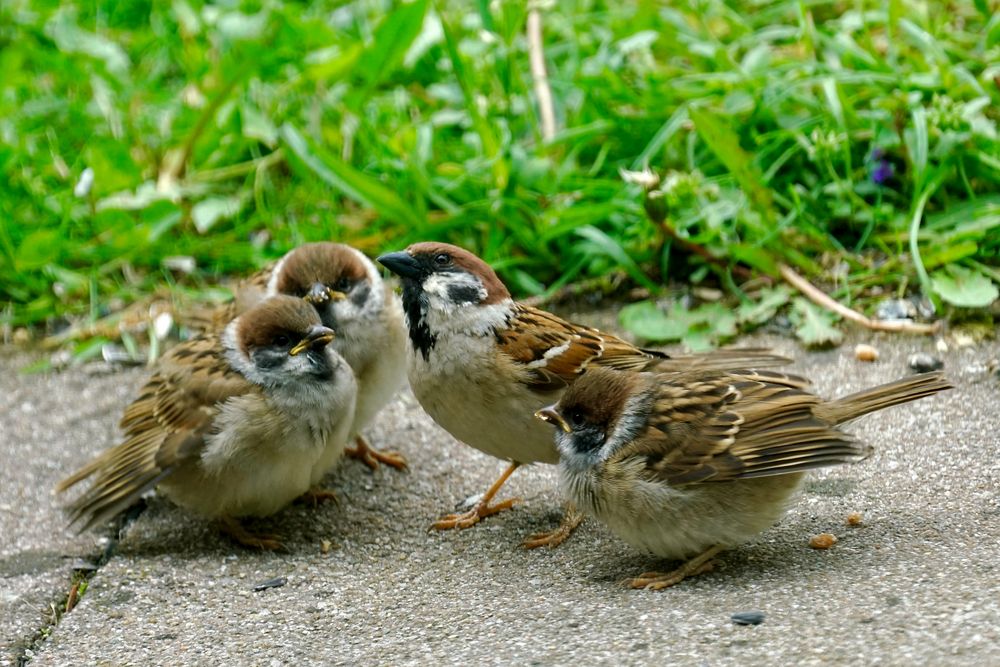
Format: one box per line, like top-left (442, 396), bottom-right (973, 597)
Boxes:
top-left (345, 435), bottom-right (408, 471)
top-left (219, 517), bottom-right (287, 552)
top-left (522, 505), bottom-right (584, 549)
top-left (430, 497), bottom-right (522, 531)
top-left (296, 487), bottom-right (340, 507)
top-left (625, 545), bottom-right (723, 590)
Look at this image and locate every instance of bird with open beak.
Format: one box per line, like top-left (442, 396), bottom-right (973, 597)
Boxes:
top-left (377, 241), bottom-right (791, 547)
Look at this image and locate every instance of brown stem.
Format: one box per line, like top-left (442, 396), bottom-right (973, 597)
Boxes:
top-left (779, 263), bottom-right (941, 335)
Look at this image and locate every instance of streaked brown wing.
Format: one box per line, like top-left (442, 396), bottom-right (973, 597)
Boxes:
top-left (496, 304), bottom-right (664, 391)
top-left (619, 370), bottom-right (868, 486)
top-left (57, 335), bottom-right (256, 530)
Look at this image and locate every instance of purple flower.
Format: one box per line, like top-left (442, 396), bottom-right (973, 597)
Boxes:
top-left (868, 148), bottom-right (894, 185)
top-left (871, 160), bottom-right (894, 185)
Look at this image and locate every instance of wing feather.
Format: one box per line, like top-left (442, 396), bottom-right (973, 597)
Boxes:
top-left (611, 370), bottom-right (869, 486)
top-left (57, 335), bottom-right (257, 530)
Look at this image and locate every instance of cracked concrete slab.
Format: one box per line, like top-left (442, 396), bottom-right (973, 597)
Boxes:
top-left (0, 352), bottom-right (148, 664)
top-left (2, 323), bottom-right (998, 666)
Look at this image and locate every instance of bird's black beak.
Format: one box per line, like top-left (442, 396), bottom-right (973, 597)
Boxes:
top-left (534, 405), bottom-right (571, 433)
top-left (289, 325), bottom-right (336, 356)
top-left (377, 251), bottom-right (422, 280)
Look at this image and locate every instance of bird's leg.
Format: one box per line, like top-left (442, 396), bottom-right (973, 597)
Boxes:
top-left (626, 544), bottom-right (725, 590)
top-left (296, 487), bottom-right (340, 507)
top-left (345, 434), bottom-right (408, 471)
top-left (431, 461), bottom-right (522, 530)
top-left (522, 501), bottom-right (585, 549)
top-left (218, 516), bottom-right (286, 552)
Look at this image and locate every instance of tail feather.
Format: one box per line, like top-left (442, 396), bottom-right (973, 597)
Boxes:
top-left (818, 372), bottom-right (953, 425)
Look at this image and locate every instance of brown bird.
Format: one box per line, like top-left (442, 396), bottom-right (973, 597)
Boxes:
top-left (535, 366), bottom-right (953, 588)
top-left (56, 295), bottom-right (358, 550)
top-left (183, 242), bottom-right (408, 471)
top-left (377, 242), bottom-right (790, 547)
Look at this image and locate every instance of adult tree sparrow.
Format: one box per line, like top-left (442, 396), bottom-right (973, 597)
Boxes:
top-left (56, 295), bottom-right (358, 550)
top-left (185, 242), bottom-right (408, 470)
top-left (536, 366), bottom-right (952, 588)
top-left (377, 242), bottom-right (790, 547)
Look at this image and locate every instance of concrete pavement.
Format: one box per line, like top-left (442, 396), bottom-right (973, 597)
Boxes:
top-left (2, 322), bottom-right (998, 666)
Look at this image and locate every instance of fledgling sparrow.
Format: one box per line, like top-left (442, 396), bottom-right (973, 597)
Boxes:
top-left (535, 366), bottom-right (953, 588)
top-left (377, 242), bottom-right (791, 547)
top-left (56, 295), bottom-right (358, 550)
top-left (184, 242), bottom-right (409, 471)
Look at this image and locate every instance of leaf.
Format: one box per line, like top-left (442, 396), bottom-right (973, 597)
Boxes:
top-left (47, 16), bottom-right (131, 78)
top-left (437, 10), bottom-right (506, 188)
top-left (305, 43), bottom-right (364, 82)
top-left (216, 10), bottom-right (268, 41)
top-left (619, 301), bottom-right (688, 342)
top-left (689, 106), bottom-right (774, 224)
top-left (619, 301), bottom-right (737, 348)
top-left (280, 123), bottom-right (424, 229)
top-left (791, 298), bottom-right (843, 347)
top-left (632, 105), bottom-right (688, 169)
top-left (737, 287), bottom-right (791, 326)
top-left (729, 243), bottom-right (779, 276)
top-left (931, 266), bottom-right (999, 308)
top-left (355, 0), bottom-right (429, 93)
top-left (575, 226), bottom-right (659, 292)
top-left (240, 103), bottom-right (278, 147)
top-left (908, 106), bottom-right (929, 188)
top-left (15, 230), bottom-right (62, 271)
top-left (191, 195), bottom-right (244, 233)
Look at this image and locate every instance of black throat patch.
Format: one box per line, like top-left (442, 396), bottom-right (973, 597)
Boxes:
top-left (400, 279), bottom-right (437, 360)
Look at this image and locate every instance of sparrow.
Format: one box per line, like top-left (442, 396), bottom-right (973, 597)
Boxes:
top-left (183, 242), bottom-right (409, 471)
top-left (56, 295), bottom-right (358, 550)
top-left (376, 242), bottom-right (791, 547)
top-left (535, 366), bottom-right (953, 589)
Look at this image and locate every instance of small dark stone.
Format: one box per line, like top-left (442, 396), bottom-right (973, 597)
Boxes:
top-left (731, 611), bottom-right (765, 626)
top-left (253, 576), bottom-right (287, 592)
top-left (908, 353), bottom-right (943, 373)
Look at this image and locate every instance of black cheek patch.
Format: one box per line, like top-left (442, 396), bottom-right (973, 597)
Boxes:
top-left (251, 347), bottom-right (286, 371)
top-left (570, 425), bottom-right (606, 454)
top-left (350, 282), bottom-right (371, 309)
top-left (446, 282), bottom-right (483, 305)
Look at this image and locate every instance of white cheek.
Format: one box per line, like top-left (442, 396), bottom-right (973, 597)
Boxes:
top-left (423, 273), bottom-right (485, 310)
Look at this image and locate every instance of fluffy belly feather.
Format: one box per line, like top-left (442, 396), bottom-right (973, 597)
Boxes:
top-left (410, 353), bottom-right (560, 465)
top-left (564, 466), bottom-right (805, 559)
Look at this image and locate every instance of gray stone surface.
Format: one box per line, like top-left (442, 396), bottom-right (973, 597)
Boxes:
top-left (1, 325), bottom-right (998, 666)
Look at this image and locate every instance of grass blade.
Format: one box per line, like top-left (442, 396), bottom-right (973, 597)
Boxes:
top-left (280, 123), bottom-right (423, 230)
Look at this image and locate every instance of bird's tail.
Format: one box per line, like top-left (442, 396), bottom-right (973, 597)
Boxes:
top-left (820, 372), bottom-right (953, 425)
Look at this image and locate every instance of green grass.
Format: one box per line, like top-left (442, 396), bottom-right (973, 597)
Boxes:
top-left (2, 0), bottom-right (998, 349)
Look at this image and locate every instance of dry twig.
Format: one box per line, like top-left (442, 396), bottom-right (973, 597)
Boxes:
top-left (779, 263), bottom-right (941, 335)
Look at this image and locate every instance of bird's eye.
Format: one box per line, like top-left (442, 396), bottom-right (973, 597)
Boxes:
top-left (569, 410), bottom-right (586, 427)
top-left (273, 334), bottom-right (291, 347)
top-left (433, 253), bottom-right (450, 266)
top-left (335, 277), bottom-right (351, 290)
